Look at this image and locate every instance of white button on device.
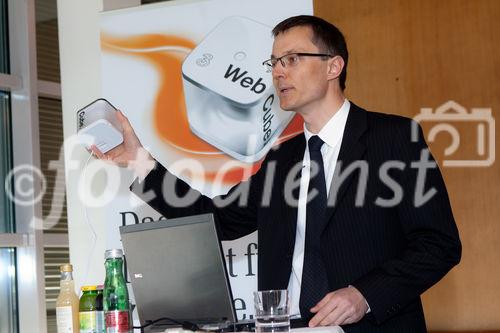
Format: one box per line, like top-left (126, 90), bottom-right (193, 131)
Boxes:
top-left (76, 99), bottom-right (123, 154)
top-left (182, 16), bottom-right (294, 163)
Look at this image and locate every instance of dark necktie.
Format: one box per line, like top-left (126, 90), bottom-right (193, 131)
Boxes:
top-left (299, 135), bottom-right (330, 320)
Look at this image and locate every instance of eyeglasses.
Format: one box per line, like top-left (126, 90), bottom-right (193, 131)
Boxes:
top-left (262, 53), bottom-right (333, 71)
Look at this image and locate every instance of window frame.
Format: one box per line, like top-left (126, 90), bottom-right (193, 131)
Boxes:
top-left (0, 0), bottom-right (65, 332)
top-left (1, 1), bottom-right (150, 332)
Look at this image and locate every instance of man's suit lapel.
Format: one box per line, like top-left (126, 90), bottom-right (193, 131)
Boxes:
top-left (280, 134), bottom-right (305, 252)
top-left (321, 103), bottom-right (367, 232)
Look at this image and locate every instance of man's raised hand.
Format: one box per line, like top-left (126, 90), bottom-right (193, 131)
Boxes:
top-left (90, 110), bottom-right (151, 165)
top-left (90, 110), bottom-right (155, 179)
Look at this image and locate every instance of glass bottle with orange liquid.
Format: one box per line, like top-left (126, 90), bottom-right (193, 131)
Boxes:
top-left (56, 264), bottom-right (79, 333)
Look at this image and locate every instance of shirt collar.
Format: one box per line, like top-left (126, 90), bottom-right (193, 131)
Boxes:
top-left (303, 99), bottom-right (350, 149)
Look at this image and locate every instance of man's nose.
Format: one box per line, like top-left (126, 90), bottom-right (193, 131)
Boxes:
top-left (272, 62), bottom-right (286, 79)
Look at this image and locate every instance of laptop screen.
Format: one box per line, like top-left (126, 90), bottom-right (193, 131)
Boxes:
top-left (119, 213), bottom-right (236, 325)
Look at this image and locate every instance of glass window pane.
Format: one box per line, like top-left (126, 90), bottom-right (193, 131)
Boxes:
top-left (0, 248), bottom-right (18, 333)
top-left (0, 2), bottom-right (17, 331)
top-left (1, 0), bottom-right (14, 234)
top-left (36, 0), bottom-right (60, 82)
top-left (0, 0), bottom-right (9, 74)
top-left (0, 91), bottom-right (14, 233)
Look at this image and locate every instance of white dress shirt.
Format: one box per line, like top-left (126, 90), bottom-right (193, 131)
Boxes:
top-left (287, 99), bottom-right (351, 317)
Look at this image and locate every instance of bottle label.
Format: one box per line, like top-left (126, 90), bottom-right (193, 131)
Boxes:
top-left (56, 306), bottom-right (74, 333)
top-left (105, 310), bottom-right (130, 333)
top-left (96, 310), bottom-right (105, 333)
top-left (80, 310), bottom-right (97, 333)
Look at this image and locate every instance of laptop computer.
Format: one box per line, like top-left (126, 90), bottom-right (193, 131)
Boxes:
top-left (120, 213), bottom-right (246, 331)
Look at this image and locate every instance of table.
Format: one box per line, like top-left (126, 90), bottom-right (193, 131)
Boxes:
top-left (292, 326), bottom-right (344, 333)
top-left (148, 326), bottom-right (345, 333)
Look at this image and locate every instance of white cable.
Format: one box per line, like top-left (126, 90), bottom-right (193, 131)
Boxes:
top-left (80, 151), bottom-right (97, 295)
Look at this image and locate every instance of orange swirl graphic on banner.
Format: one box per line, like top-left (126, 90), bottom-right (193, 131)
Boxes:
top-left (101, 33), bottom-right (303, 184)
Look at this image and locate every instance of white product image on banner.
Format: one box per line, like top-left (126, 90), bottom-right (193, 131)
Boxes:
top-left (97, 0), bottom-right (314, 321)
top-left (182, 16), bottom-right (294, 163)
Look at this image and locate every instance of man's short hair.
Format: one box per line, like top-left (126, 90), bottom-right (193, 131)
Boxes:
top-left (272, 15), bottom-right (348, 91)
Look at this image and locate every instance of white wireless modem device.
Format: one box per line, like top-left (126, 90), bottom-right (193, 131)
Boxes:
top-left (76, 98), bottom-right (123, 153)
top-left (182, 16), bottom-right (294, 163)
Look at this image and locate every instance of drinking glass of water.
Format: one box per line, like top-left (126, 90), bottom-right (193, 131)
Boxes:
top-left (253, 289), bottom-right (290, 333)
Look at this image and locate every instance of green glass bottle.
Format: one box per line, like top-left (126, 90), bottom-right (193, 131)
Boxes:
top-left (104, 249), bottom-right (130, 333)
top-left (79, 285), bottom-right (98, 333)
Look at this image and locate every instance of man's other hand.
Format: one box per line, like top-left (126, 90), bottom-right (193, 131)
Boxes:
top-left (308, 286), bottom-right (368, 327)
top-left (90, 110), bottom-right (155, 178)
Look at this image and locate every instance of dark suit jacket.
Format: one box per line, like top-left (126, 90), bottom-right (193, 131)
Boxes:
top-left (131, 103), bottom-right (461, 333)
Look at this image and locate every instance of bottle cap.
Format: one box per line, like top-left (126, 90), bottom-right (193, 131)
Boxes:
top-left (60, 264), bottom-right (73, 272)
top-left (105, 249), bottom-right (123, 259)
top-left (81, 285), bottom-right (97, 292)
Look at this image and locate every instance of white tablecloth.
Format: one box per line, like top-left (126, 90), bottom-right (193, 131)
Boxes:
top-left (292, 326), bottom-right (344, 333)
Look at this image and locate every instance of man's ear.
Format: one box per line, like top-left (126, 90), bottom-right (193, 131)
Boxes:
top-left (326, 55), bottom-right (344, 81)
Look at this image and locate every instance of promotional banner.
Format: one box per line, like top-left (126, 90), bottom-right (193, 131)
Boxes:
top-left (100, 0), bottom-right (312, 322)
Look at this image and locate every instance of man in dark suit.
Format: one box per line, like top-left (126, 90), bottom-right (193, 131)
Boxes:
top-left (93, 15), bottom-right (461, 333)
